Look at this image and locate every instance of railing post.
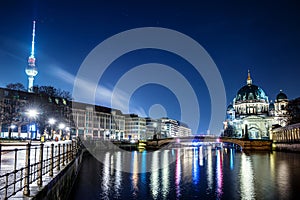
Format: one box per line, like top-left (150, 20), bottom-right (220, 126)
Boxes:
top-left (37, 143), bottom-right (44, 186)
top-left (66, 143), bottom-right (69, 163)
top-left (57, 143), bottom-right (61, 171)
top-left (72, 140), bottom-right (76, 159)
top-left (69, 143), bottom-right (72, 160)
top-left (23, 142), bottom-right (31, 196)
top-left (5, 174), bottom-right (8, 199)
top-left (34, 147), bottom-right (37, 181)
top-left (14, 148), bottom-right (18, 193)
top-left (50, 143), bottom-right (54, 177)
top-left (62, 143), bottom-right (65, 167)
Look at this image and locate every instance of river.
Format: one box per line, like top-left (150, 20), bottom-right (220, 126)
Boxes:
top-left (68, 146), bottom-right (300, 200)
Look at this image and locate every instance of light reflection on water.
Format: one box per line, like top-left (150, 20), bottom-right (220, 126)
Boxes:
top-left (240, 153), bottom-right (255, 200)
top-left (207, 146), bottom-right (213, 191)
top-left (150, 151), bottom-right (159, 199)
top-left (70, 147), bottom-right (300, 200)
top-left (101, 152), bottom-right (110, 199)
top-left (216, 149), bottom-right (223, 199)
top-left (175, 149), bottom-right (181, 199)
top-left (162, 150), bottom-right (169, 199)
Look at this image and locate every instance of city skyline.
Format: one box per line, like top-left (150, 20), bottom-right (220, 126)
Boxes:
top-left (0, 1), bottom-right (300, 134)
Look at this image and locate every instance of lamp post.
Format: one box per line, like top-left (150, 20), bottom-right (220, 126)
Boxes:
top-left (9, 124), bottom-right (16, 139)
top-left (59, 123), bottom-right (65, 140)
top-left (26, 109), bottom-right (38, 140)
top-left (65, 127), bottom-right (70, 140)
top-left (48, 118), bottom-right (56, 140)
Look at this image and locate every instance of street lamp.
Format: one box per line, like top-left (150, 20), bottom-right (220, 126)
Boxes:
top-left (59, 123), bottom-right (65, 140)
top-left (9, 124), bottom-right (16, 139)
top-left (26, 109), bottom-right (38, 140)
top-left (65, 127), bottom-right (70, 140)
top-left (48, 118), bottom-right (56, 140)
top-left (27, 109), bottom-right (38, 118)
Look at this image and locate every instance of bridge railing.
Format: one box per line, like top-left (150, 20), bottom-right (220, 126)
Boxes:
top-left (0, 139), bottom-right (80, 199)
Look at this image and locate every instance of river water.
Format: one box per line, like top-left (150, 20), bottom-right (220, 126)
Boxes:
top-left (69, 146), bottom-right (300, 200)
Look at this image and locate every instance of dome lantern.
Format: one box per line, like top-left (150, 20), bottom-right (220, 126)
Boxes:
top-left (247, 70), bottom-right (252, 85)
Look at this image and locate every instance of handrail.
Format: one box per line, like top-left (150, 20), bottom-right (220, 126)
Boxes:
top-left (0, 139), bottom-right (80, 199)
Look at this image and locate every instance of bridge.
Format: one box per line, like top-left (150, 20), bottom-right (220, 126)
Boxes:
top-left (144, 135), bottom-right (273, 151)
top-left (1, 131), bottom-right (298, 199)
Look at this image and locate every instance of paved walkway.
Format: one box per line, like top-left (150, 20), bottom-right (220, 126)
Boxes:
top-left (0, 140), bottom-right (72, 199)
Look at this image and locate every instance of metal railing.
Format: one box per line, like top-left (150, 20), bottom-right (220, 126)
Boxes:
top-left (0, 139), bottom-right (80, 199)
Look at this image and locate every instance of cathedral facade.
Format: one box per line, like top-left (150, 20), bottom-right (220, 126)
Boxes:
top-left (223, 71), bottom-right (288, 139)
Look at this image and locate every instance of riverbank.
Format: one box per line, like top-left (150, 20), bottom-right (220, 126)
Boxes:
top-left (273, 143), bottom-right (300, 152)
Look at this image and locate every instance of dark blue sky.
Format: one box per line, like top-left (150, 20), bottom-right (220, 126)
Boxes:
top-left (0, 0), bottom-right (300, 134)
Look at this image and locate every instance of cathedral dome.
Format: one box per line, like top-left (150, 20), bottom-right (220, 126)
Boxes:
top-left (234, 70), bottom-right (269, 103)
top-left (235, 84), bottom-right (268, 103)
top-left (276, 90), bottom-right (287, 101)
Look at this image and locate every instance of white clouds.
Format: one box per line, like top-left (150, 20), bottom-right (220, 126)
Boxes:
top-left (53, 66), bottom-right (146, 116)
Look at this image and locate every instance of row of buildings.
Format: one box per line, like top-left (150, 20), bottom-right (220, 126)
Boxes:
top-left (223, 71), bottom-right (290, 139)
top-left (0, 87), bottom-right (191, 140)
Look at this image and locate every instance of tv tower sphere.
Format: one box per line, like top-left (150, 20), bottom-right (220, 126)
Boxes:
top-left (25, 21), bottom-right (38, 92)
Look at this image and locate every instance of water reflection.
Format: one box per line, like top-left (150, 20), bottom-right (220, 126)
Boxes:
top-left (175, 149), bottom-right (181, 198)
top-left (230, 148), bottom-right (234, 170)
top-left (199, 146), bottom-right (204, 166)
top-left (70, 146), bottom-right (300, 200)
top-left (216, 149), bottom-right (223, 198)
top-left (150, 151), bottom-right (160, 199)
top-left (162, 150), bottom-right (170, 199)
top-left (131, 151), bottom-right (139, 196)
top-left (114, 152), bottom-right (122, 198)
top-left (101, 152), bottom-right (110, 199)
top-left (192, 148), bottom-right (200, 184)
top-left (240, 153), bottom-right (255, 200)
top-left (141, 151), bottom-right (147, 184)
top-left (207, 146), bottom-right (213, 190)
top-left (277, 160), bottom-right (290, 199)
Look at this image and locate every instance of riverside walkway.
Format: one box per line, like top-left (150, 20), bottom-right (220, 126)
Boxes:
top-left (0, 139), bottom-right (79, 199)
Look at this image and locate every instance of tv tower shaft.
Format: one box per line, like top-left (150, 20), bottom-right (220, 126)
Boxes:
top-left (25, 21), bottom-right (38, 92)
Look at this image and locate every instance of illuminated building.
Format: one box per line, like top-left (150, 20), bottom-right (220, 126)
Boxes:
top-left (124, 114), bottom-right (146, 140)
top-left (223, 71), bottom-right (289, 139)
top-left (71, 102), bottom-right (125, 140)
top-left (160, 118), bottom-right (192, 137)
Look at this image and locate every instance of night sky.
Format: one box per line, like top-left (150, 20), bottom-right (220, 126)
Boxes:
top-left (0, 0), bottom-right (300, 134)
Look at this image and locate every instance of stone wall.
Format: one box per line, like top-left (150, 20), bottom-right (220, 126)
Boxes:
top-left (273, 143), bottom-right (300, 152)
top-left (242, 140), bottom-right (272, 151)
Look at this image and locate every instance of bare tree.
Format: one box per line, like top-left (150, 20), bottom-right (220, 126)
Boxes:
top-left (287, 97), bottom-right (300, 125)
top-left (6, 83), bottom-right (26, 91)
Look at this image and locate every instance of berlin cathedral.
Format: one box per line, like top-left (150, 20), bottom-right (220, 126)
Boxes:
top-left (223, 71), bottom-right (288, 139)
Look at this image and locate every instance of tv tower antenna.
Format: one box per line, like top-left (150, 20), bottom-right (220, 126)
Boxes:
top-left (25, 20), bottom-right (38, 92)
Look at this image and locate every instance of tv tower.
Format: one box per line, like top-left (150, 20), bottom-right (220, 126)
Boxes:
top-left (25, 21), bottom-right (38, 92)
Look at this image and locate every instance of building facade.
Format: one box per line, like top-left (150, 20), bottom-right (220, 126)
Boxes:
top-left (0, 87), bottom-right (192, 140)
top-left (71, 102), bottom-right (125, 140)
top-left (223, 71), bottom-right (289, 139)
top-left (0, 87), bottom-right (72, 139)
top-left (160, 117), bottom-right (192, 137)
top-left (124, 114), bottom-right (146, 140)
